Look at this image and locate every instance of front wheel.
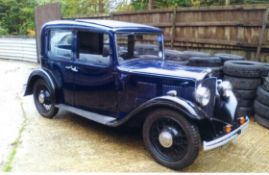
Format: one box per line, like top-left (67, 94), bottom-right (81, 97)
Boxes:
top-left (33, 79), bottom-right (58, 118)
top-left (143, 109), bottom-right (201, 170)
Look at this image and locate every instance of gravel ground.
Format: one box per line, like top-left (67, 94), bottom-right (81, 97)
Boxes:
top-left (0, 59), bottom-right (269, 172)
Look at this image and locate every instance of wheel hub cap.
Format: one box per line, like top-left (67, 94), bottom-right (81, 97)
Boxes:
top-left (38, 91), bottom-right (45, 104)
top-left (158, 130), bottom-right (173, 148)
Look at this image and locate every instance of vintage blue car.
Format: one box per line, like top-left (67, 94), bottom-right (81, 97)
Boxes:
top-left (24, 19), bottom-right (249, 170)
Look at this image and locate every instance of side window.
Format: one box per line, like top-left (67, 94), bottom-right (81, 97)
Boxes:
top-left (77, 31), bottom-right (111, 67)
top-left (48, 29), bottom-right (73, 59)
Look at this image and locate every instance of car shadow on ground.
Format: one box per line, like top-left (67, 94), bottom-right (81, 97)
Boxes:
top-left (52, 109), bottom-right (145, 151)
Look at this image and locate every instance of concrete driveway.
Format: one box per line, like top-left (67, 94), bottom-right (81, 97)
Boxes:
top-left (1, 59), bottom-right (269, 172)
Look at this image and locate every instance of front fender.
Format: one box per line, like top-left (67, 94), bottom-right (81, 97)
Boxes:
top-left (24, 68), bottom-right (56, 96)
top-left (153, 96), bottom-right (207, 120)
top-left (111, 95), bottom-right (208, 127)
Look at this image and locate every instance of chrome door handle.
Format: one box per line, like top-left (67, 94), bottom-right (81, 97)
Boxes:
top-left (65, 65), bottom-right (78, 72)
top-left (71, 66), bottom-right (78, 72)
top-left (65, 65), bottom-right (72, 70)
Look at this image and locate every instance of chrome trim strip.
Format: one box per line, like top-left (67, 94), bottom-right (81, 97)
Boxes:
top-left (203, 117), bottom-right (249, 151)
top-left (38, 68), bottom-right (55, 90)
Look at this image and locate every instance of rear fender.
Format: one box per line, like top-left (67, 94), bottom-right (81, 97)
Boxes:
top-left (24, 68), bottom-right (56, 96)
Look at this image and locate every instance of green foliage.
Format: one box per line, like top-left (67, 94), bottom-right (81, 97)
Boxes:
top-left (114, 0), bottom-right (134, 12)
top-left (0, 0), bottom-right (269, 35)
top-left (40, 0), bottom-right (109, 18)
top-left (0, 28), bottom-right (8, 35)
top-left (131, 0), bottom-right (194, 10)
top-left (131, 0), bottom-right (148, 10)
top-left (128, 0), bottom-right (269, 10)
top-left (0, 0), bottom-right (36, 35)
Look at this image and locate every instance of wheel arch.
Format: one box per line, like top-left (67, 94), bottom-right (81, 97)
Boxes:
top-left (115, 96), bottom-right (207, 128)
top-left (24, 69), bottom-right (56, 96)
top-left (118, 96), bottom-right (216, 142)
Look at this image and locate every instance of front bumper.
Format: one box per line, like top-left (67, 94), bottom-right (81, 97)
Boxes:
top-left (203, 117), bottom-right (249, 151)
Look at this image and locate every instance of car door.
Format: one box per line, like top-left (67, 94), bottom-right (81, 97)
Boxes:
top-left (73, 30), bottom-right (118, 114)
top-left (45, 29), bottom-right (76, 106)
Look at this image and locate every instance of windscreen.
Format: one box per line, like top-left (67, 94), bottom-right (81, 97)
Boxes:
top-left (116, 33), bottom-right (163, 64)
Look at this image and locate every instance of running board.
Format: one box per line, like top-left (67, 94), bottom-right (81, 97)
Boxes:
top-left (56, 104), bottom-right (117, 126)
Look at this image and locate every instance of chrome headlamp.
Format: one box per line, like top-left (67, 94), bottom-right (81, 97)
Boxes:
top-left (194, 85), bottom-right (211, 106)
top-left (220, 81), bottom-right (233, 98)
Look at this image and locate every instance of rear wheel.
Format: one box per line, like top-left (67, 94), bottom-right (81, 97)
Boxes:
top-left (33, 79), bottom-right (58, 118)
top-left (143, 109), bottom-right (200, 170)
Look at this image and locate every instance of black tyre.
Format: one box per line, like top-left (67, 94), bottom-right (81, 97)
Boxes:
top-left (188, 56), bottom-right (222, 67)
top-left (209, 66), bottom-right (223, 78)
top-left (224, 75), bottom-right (261, 90)
top-left (254, 114), bottom-right (269, 129)
top-left (262, 63), bottom-right (269, 77)
top-left (233, 89), bottom-right (256, 100)
top-left (214, 53), bottom-right (245, 63)
top-left (143, 109), bottom-right (200, 170)
top-left (237, 99), bottom-right (253, 107)
top-left (256, 86), bottom-right (269, 106)
top-left (181, 50), bottom-right (210, 59)
top-left (33, 79), bottom-right (58, 118)
top-left (223, 61), bottom-right (263, 78)
top-left (254, 100), bottom-right (269, 119)
top-left (168, 60), bottom-right (189, 66)
top-left (165, 49), bottom-right (186, 61)
top-left (236, 106), bottom-right (253, 118)
top-left (263, 77), bottom-right (269, 92)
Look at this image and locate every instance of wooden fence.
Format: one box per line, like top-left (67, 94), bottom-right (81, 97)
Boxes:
top-left (90, 5), bottom-right (269, 62)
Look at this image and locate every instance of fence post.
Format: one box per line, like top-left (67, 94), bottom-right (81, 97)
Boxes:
top-left (34, 3), bottom-right (61, 63)
top-left (256, 8), bottom-right (269, 61)
top-left (170, 8), bottom-right (177, 49)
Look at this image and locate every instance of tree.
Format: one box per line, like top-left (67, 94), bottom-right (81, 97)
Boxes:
top-left (124, 0), bottom-right (269, 11)
top-left (39, 0), bottom-right (109, 17)
top-left (0, 0), bottom-right (36, 35)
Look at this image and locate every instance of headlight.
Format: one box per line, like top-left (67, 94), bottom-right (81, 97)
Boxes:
top-left (194, 85), bottom-right (211, 106)
top-left (220, 81), bottom-right (233, 98)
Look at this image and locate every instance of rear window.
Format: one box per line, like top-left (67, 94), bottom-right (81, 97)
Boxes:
top-left (48, 29), bottom-right (73, 59)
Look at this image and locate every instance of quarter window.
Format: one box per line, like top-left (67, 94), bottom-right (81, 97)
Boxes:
top-left (77, 31), bottom-right (111, 67)
top-left (48, 30), bottom-right (73, 59)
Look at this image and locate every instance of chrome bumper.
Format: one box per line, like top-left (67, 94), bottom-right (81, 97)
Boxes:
top-left (203, 117), bottom-right (249, 151)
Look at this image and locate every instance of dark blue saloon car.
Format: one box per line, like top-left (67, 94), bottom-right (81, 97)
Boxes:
top-left (25, 19), bottom-right (249, 170)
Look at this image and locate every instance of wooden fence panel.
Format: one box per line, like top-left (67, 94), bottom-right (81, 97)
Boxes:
top-left (106, 5), bottom-right (269, 61)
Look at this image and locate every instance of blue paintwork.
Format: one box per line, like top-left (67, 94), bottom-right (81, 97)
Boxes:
top-left (44, 19), bottom-right (162, 33)
top-left (118, 58), bottom-right (209, 81)
top-left (24, 19), bottom-right (244, 141)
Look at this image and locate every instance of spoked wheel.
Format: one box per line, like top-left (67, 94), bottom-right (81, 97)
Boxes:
top-left (33, 79), bottom-right (58, 118)
top-left (143, 109), bottom-right (200, 170)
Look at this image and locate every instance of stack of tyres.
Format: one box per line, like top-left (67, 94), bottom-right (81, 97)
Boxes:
top-left (214, 53), bottom-right (246, 78)
top-left (223, 60), bottom-right (263, 117)
top-left (254, 76), bottom-right (269, 128)
top-left (214, 53), bottom-right (245, 63)
top-left (262, 63), bottom-right (269, 77)
top-left (187, 56), bottom-right (223, 78)
top-left (164, 49), bottom-right (189, 65)
top-left (181, 50), bottom-right (210, 59)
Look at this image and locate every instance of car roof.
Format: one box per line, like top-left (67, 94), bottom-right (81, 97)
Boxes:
top-left (44, 19), bottom-right (162, 33)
